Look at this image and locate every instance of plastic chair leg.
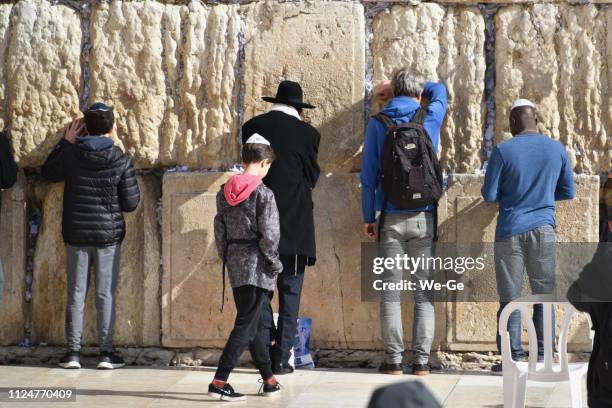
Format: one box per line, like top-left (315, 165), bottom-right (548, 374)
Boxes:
top-left (568, 375), bottom-right (584, 408)
top-left (504, 370), bottom-right (528, 408)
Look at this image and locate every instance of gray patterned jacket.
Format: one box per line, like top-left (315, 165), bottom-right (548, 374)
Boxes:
top-left (214, 183), bottom-right (283, 291)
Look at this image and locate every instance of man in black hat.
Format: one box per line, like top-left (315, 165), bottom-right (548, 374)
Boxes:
top-left (241, 80), bottom-right (320, 375)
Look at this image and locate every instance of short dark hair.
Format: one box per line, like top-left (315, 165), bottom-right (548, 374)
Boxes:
top-left (84, 110), bottom-right (114, 135)
top-left (241, 143), bottom-right (275, 164)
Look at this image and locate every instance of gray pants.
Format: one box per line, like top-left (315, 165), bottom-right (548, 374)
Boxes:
top-left (65, 244), bottom-right (121, 352)
top-left (379, 212), bottom-right (435, 365)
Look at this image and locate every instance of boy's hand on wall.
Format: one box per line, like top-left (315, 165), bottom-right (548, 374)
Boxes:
top-left (64, 118), bottom-right (85, 144)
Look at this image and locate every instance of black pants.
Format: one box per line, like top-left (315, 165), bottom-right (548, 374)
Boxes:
top-left (215, 285), bottom-right (274, 381)
top-left (263, 255), bottom-right (306, 366)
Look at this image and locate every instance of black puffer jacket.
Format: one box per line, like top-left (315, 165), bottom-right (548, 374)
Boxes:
top-left (42, 136), bottom-right (140, 246)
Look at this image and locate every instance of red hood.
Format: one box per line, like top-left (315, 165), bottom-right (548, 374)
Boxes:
top-left (224, 173), bottom-right (262, 206)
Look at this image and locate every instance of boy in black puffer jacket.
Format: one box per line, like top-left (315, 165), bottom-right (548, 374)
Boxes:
top-left (42, 102), bottom-right (140, 370)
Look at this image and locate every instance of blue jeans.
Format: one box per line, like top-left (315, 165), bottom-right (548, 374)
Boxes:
top-left (495, 225), bottom-right (556, 360)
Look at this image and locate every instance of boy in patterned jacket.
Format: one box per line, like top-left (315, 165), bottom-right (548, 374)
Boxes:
top-left (208, 134), bottom-right (283, 402)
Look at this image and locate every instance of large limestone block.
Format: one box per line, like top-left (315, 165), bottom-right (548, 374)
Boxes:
top-left (310, 174), bottom-right (446, 350)
top-left (495, 4), bottom-right (611, 173)
top-left (161, 172), bottom-right (233, 348)
top-left (0, 172), bottom-right (27, 345)
top-left (0, 4), bottom-right (12, 130)
top-left (32, 176), bottom-right (161, 347)
top-left (372, 4), bottom-right (486, 173)
top-left (439, 174), bottom-right (600, 243)
top-left (89, 1), bottom-right (240, 169)
top-left (161, 2), bottom-right (241, 169)
top-left (161, 172), bottom-right (364, 349)
top-left (306, 174), bottom-right (379, 349)
top-left (243, 1), bottom-right (365, 173)
top-left (441, 174), bottom-right (599, 351)
top-left (6, 0), bottom-right (82, 167)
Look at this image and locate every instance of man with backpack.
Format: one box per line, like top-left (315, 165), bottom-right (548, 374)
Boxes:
top-left (0, 131), bottom-right (18, 304)
top-left (361, 68), bottom-right (447, 376)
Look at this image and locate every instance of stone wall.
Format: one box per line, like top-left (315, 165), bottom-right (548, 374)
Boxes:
top-left (0, 0), bottom-right (608, 353)
top-left (0, 0), bottom-right (608, 173)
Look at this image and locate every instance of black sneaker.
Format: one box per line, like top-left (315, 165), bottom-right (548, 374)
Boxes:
top-left (378, 362), bottom-right (403, 375)
top-left (58, 351), bottom-right (81, 369)
top-left (97, 351), bottom-right (125, 369)
top-left (208, 383), bottom-right (246, 402)
top-left (272, 363), bottom-right (294, 375)
top-left (258, 379), bottom-right (281, 397)
top-left (491, 363), bottom-right (503, 375)
top-left (412, 363), bottom-right (431, 376)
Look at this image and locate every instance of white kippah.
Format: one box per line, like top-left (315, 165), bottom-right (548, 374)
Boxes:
top-left (511, 98), bottom-right (536, 111)
top-left (244, 133), bottom-right (271, 146)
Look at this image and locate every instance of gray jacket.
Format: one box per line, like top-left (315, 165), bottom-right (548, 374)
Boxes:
top-left (214, 183), bottom-right (283, 291)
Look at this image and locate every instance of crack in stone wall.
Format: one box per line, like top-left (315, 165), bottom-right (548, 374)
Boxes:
top-left (234, 11), bottom-right (247, 144)
top-left (480, 4), bottom-right (497, 168)
top-left (363, 3), bottom-right (390, 133)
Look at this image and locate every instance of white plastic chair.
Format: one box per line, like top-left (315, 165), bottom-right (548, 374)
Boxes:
top-left (499, 295), bottom-right (591, 408)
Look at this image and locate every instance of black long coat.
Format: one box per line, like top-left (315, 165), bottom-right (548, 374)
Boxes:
top-left (242, 111), bottom-right (321, 264)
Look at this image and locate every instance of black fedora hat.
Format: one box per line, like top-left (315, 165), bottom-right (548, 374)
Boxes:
top-left (262, 80), bottom-right (316, 109)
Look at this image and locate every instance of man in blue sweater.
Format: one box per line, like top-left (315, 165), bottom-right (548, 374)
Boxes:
top-left (361, 68), bottom-right (447, 376)
top-left (482, 99), bottom-right (575, 373)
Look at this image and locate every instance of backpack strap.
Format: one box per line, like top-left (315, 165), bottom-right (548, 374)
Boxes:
top-left (411, 108), bottom-right (427, 126)
top-left (374, 113), bottom-right (396, 130)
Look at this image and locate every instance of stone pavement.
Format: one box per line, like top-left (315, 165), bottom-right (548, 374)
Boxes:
top-left (0, 366), bottom-right (587, 408)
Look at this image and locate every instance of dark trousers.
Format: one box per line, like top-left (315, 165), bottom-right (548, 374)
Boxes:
top-left (262, 255), bottom-right (306, 366)
top-left (215, 285), bottom-right (274, 381)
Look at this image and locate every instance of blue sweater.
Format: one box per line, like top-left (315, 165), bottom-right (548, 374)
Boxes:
top-left (481, 133), bottom-right (575, 240)
top-left (360, 82), bottom-right (448, 224)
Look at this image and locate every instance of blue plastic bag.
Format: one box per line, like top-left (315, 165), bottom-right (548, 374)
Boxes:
top-left (294, 317), bottom-right (315, 369)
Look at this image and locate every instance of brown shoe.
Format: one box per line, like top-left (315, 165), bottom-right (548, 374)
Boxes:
top-left (378, 362), bottom-right (403, 375)
top-left (412, 363), bottom-right (431, 376)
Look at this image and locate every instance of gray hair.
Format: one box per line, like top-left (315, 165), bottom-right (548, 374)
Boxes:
top-left (391, 68), bottom-right (424, 98)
